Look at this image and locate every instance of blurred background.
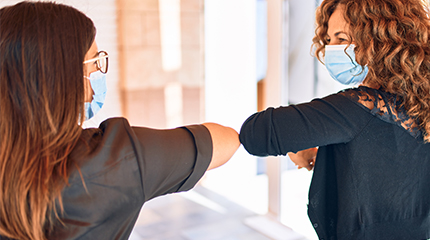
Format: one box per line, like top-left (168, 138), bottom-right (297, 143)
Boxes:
top-left (0, 0), bottom-right (352, 239)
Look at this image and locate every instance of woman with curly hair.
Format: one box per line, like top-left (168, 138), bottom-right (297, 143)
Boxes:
top-left (0, 1), bottom-right (239, 240)
top-left (240, 0), bottom-right (430, 239)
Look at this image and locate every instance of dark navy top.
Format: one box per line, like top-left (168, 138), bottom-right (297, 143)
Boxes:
top-left (240, 86), bottom-right (430, 240)
top-left (46, 118), bottom-right (212, 239)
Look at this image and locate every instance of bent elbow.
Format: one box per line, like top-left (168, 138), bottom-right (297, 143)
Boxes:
top-left (239, 124), bottom-right (269, 157)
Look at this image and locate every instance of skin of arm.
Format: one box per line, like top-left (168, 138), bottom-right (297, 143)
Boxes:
top-left (202, 123), bottom-right (240, 170)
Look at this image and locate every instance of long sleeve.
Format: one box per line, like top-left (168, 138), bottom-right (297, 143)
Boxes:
top-left (239, 93), bottom-right (374, 156)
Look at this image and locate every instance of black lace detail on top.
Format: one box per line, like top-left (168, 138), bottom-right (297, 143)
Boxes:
top-left (339, 86), bottom-right (422, 139)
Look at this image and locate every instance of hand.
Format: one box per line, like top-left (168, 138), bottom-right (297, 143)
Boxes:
top-left (287, 147), bottom-right (318, 171)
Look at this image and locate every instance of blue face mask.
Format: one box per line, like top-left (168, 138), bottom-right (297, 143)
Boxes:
top-left (325, 44), bottom-right (368, 85)
top-left (84, 71), bottom-right (107, 120)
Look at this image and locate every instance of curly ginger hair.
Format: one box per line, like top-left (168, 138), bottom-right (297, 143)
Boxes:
top-left (313, 0), bottom-right (430, 142)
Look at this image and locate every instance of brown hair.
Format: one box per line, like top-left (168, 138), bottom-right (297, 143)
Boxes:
top-left (0, 1), bottom-right (95, 239)
top-left (313, 0), bottom-right (430, 142)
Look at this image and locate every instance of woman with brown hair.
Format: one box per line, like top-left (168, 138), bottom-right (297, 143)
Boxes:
top-left (240, 0), bottom-right (430, 239)
top-left (0, 1), bottom-right (239, 239)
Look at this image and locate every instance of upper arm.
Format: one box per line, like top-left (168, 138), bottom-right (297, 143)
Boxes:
top-left (130, 125), bottom-right (213, 201)
top-left (239, 94), bottom-right (374, 156)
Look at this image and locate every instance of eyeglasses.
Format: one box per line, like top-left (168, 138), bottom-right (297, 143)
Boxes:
top-left (83, 51), bottom-right (109, 74)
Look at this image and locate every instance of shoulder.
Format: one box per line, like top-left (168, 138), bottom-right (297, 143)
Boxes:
top-left (336, 86), bottom-right (403, 116)
top-left (337, 86), bottom-right (379, 109)
top-left (338, 86), bottom-right (421, 139)
top-left (67, 118), bottom-right (137, 182)
top-left (337, 86), bottom-right (392, 110)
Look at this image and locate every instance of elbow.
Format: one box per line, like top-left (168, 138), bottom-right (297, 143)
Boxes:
top-left (204, 123), bottom-right (240, 170)
top-left (239, 109), bottom-right (278, 157)
top-left (239, 139), bottom-right (269, 157)
top-left (239, 125), bottom-right (269, 157)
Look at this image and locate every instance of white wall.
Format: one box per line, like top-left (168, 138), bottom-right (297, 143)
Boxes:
top-left (203, 0), bottom-right (266, 213)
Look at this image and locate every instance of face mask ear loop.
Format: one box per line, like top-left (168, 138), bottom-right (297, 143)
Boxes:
top-left (346, 44), bottom-right (367, 77)
top-left (344, 44), bottom-right (354, 65)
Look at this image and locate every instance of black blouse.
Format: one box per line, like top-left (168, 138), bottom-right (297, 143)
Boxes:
top-left (240, 86), bottom-right (430, 240)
